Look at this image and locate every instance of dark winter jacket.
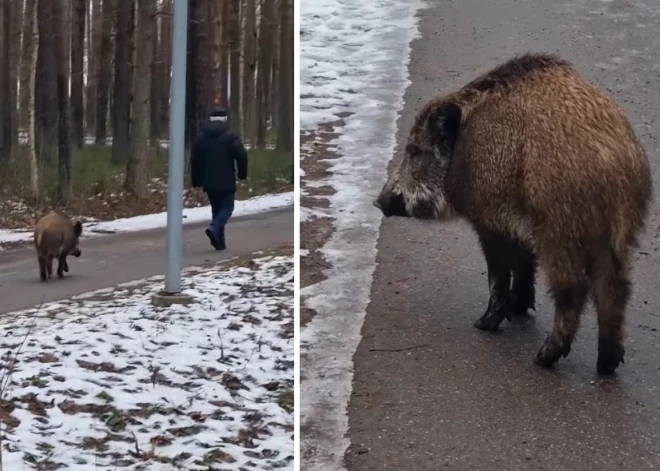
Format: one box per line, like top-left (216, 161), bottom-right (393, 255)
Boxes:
top-left (191, 121), bottom-right (248, 193)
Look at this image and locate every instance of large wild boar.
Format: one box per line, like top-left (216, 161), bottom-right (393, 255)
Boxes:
top-left (374, 53), bottom-right (652, 374)
top-left (34, 211), bottom-right (83, 282)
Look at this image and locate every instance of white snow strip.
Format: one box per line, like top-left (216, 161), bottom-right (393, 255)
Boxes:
top-left (0, 256), bottom-right (294, 470)
top-left (300, 1), bottom-right (424, 470)
top-left (0, 192), bottom-right (293, 246)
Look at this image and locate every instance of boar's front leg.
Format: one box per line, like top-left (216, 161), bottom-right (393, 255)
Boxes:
top-left (473, 231), bottom-right (514, 331)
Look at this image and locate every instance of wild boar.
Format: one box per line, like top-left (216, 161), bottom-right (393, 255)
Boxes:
top-left (374, 53), bottom-right (652, 374)
top-left (34, 211), bottom-right (83, 282)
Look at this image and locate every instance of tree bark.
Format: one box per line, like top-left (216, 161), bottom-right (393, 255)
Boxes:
top-left (111, 0), bottom-right (133, 164)
top-left (228, 0), bottom-right (240, 133)
top-left (209, 0), bottom-right (221, 103)
top-left (10, 0), bottom-right (21, 147)
top-left (55, 0), bottom-right (71, 203)
top-left (0, 0), bottom-right (12, 160)
top-left (19, 0), bottom-right (37, 131)
top-left (36, 0), bottom-right (58, 162)
top-left (125, 0), bottom-right (154, 196)
top-left (157, 0), bottom-right (171, 139)
top-left (256, 0), bottom-right (273, 149)
top-left (95, 0), bottom-right (114, 145)
top-left (270, 0), bottom-right (279, 131)
top-left (242, 0), bottom-right (256, 145)
top-left (85, 0), bottom-right (101, 134)
top-left (148, 0), bottom-right (161, 142)
top-left (276, 0), bottom-right (292, 152)
top-left (220, 0), bottom-right (228, 109)
top-left (71, 0), bottom-right (85, 148)
top-left (28, 0), bottom-right (39, 200)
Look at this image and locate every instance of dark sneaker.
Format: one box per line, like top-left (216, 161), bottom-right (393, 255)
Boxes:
top-left (217, 235), bottom-right (226, 251)
top-left (205, 228), bottom-right (220, 250)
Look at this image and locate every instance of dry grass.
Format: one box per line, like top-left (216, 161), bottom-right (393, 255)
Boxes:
top-left (0, 146), bottom-right (293, 230)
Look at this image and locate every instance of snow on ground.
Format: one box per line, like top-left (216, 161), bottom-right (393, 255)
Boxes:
top-left (0, 256), bottom-right (294, 470)
top-left (0, 192), bottom-right (293, 246)
top-left (300, 1), bottom-right (424, 470)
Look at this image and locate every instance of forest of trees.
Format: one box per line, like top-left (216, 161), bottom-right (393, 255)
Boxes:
top-left (0, 0), bottom-right (294, 204)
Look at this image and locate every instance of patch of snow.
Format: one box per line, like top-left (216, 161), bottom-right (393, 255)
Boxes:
top-left (0, 192), bottom-right (293, 246)
top-left (0, 255), bottom-right (294, 470)
top-left (299, 0), bottom-right (424, 470)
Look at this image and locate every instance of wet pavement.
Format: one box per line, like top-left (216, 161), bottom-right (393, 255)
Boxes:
top-left (0, 208), bottom-right (292, 314)
top-left (346, 0), bottom-right (660, 469)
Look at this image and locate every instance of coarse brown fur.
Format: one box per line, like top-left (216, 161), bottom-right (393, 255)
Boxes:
top-left (375, 53), bottom-right (652, 374)
top-left (34, 211), bottom-right (83, 282)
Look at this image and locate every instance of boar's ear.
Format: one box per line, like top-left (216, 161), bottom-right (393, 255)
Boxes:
top-left (427, 102), bottom-right (461, 150)
top-left (74, 221), bottom-right (83, 237)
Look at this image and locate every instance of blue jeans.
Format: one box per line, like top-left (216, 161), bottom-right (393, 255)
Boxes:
top-left (207, 190), bottom-right (235, 244)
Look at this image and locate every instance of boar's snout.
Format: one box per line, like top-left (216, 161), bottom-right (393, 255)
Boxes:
top-left (72, 247), bottom-right (81, 257)
top-left (374, 190), bottom-right (408, 218)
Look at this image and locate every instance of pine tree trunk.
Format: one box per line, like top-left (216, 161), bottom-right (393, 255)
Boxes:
top-left (10, 0), bottom-right (21, 147)
top-left (148, 0), bottom-right (160, 142)
top-left (86, 0), bottom-right (101, 135)
top-left (242, 0), bottom-right (256, 145)
top-left (228, 0), bottom-right (240, 133)
top-left (111, 0), bottom-right (132, 164)
top-left (157, 0), bottom-right (171, 138)
top-left (256, 0), bottom-right (273, 149)
top-left (220, 0), bottom-right (229, 108)
top-left (28, 0), bottom-right (39, 200)
top-left (55, 0), bottom-right (71, 204)
top-left (19, 0), bottom-right (36, 131)
top-left (36, 0), bottom-right (58, 162)
top-left (0, 0), bottom-right (12, 161)
top-left (185, 0), bottom-right (197, 147)
top-left (95, 0), bottom-right (114, 145)
top-left (125, 0), bottom-right (154, 196)
top-left (209, 0), bottom-right (221, 103)
top-left (71, 0), bottom-right (85, 148)
top-left (270, 0), bottom-right (279, 132)
top-left (276, 0), bottom-right (292, 152)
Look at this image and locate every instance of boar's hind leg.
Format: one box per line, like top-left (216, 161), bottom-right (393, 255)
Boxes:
top-left (511, 242), bottom-right (537, 316)
top-left (473, 231), bottom-right (514, 331)
top-left (46, 255), bottom-right (54, 279)
top-left (38, 255), bottom-right (48, 282)
top-left (590, 249), bottom-right (630, 375)
top-left (57, 253), bottom-right (68, 278)
top-left (535, 249), bottom-right (588, 368)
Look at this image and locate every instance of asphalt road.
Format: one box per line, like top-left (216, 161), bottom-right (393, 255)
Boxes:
top-left (0, 207), bottom-right (293, 314)
top-left (346, 1), bottom-right (660, 470)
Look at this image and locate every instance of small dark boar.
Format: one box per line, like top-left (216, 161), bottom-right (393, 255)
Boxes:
top-left (34, 211), bottom-right (83, 282)
top-left (375, 53), bottom-right (652, 374)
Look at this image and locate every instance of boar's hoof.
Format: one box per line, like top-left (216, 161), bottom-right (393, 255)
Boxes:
top-left (534, 334), bottom-right (572, 368)
top-left (597, 338), bottom-right (625, 375)
top-left (473, 303), bottom-right (511, 331)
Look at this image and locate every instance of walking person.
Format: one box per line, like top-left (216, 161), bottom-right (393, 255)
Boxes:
top-left (191, 107), bottom-right (248, 251)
